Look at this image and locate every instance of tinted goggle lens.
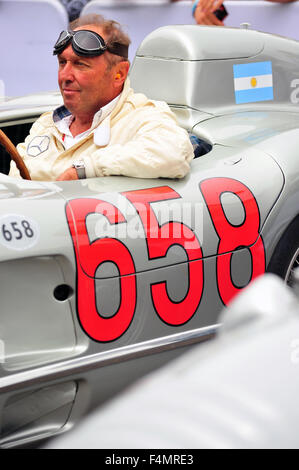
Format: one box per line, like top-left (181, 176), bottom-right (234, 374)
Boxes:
top-left (73, 30), bottom-right (106, 52)
top-left (54, 30), bottom-right (72, 50)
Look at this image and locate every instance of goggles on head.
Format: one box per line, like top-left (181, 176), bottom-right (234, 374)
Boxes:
top-left (53, 29), bottom-right (128, 58)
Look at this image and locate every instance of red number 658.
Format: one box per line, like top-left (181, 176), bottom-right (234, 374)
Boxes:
top-left (66, 178), bottom-right (265, 342)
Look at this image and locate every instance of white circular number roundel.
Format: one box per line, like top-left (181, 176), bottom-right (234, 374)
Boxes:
top-left (0, 214), bottom-right (40, 250)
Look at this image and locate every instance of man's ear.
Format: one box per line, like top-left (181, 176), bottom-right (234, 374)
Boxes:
top-left (114, 61), bottom-right (130, 88)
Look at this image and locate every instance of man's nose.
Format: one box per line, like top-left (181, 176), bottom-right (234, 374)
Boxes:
top-left (59, 62), bottom-right (75, 82)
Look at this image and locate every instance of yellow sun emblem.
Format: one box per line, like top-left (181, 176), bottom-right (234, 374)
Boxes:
top-left (251, 77), bottom-right (257, 88)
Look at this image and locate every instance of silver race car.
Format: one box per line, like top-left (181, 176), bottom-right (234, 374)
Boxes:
top-left (0, 25), bottom-right (298, 447)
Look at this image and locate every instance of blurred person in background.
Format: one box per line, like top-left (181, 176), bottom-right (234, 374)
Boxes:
top-left (192, 0), bottom-right (297, 26)
top-left (60, 0), bottom-right (89, 21)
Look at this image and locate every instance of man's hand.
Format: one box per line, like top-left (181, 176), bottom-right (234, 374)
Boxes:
top-left (56, 167), bottom-right (79, 181)
top-left (196, 0), bottom-right (224, 13)
top-left (194, 8), bottom-right (224, 25)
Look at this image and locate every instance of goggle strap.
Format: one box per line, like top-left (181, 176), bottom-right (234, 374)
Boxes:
top-left (107, 42), bottom-right (128, 59)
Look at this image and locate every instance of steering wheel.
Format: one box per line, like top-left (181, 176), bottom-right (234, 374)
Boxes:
top-left (0, 129), bottom-right (31, 180)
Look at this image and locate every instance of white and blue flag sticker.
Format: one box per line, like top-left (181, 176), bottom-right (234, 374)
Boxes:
top-left (233, 61), bottom-right (273, 104)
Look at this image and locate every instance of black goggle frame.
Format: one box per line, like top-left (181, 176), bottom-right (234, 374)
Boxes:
top-left (53, 29), bottom-right (128, 58)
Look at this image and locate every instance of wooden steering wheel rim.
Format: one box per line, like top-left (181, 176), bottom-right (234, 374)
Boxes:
top-left (0, 129), bottom-right (31, 180)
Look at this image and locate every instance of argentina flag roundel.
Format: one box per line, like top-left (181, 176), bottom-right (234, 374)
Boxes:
top-left (233, 61), bottom-right (273, 104)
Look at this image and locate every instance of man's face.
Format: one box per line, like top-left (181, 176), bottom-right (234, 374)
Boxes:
top-left (57, 25), bottom-right (117, 117)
